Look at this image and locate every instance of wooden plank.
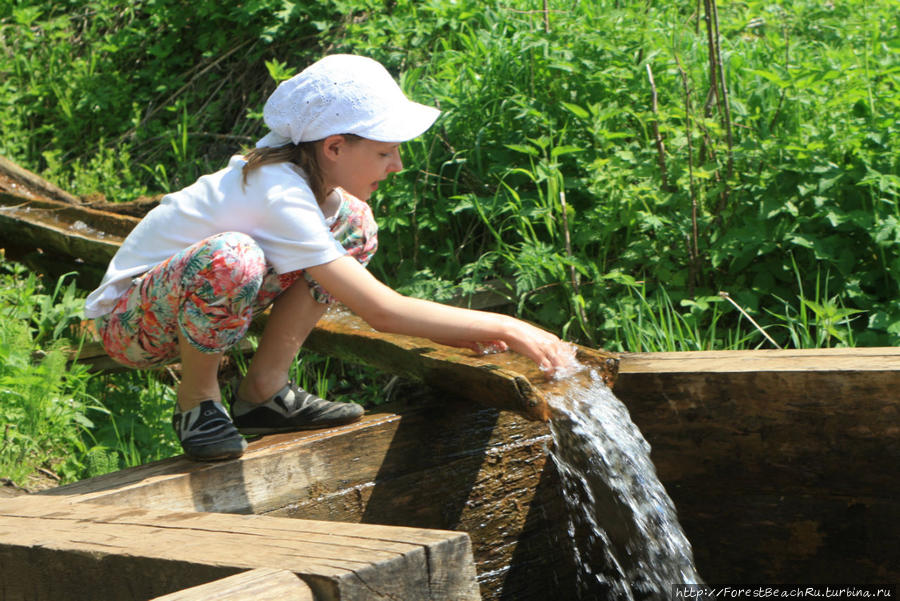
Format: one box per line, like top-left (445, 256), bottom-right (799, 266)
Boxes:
top-left (43, 398), bottom-right (577, 601)
top-left (284, 310), bottom-right (617, 422)
top-left (42, 409), bottom-right (421, 514)
top-left (619, 346), bottom-right (900, 372)
top-left (674, 492), bottom-right (900, 584)
top-left (49, 346), bottom-right (900, 591)
top-left (149, 568), bottom-right (314, 601)
top-left (0, 495), bottom-right (480, 601)
top-left (613, 347), bottom-right (900, 584)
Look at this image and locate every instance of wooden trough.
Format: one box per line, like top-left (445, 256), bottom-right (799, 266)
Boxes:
top-left (2, 157), bottom-right (899, 597)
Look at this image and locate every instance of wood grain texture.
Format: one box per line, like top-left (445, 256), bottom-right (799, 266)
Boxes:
top-left (0, 495), bottom-right (480, 601)
top-left (74, 308), bottom-right (619, 420)
top-left (296, 310), bottom-right (618, 421)
top-left (0, 192), bottom-right (137, 266)
top-left (614, 347), bottom-right (900, 583)
top-left (149, 569), bottom-right (314, 601)
top-left (0, 155), bottom-right (81, 204)
top-left (43, 397), bottom-right (575, 601)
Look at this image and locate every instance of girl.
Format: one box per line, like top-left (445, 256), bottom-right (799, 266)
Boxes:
top-left (85, 54), bottom-right (572, 461)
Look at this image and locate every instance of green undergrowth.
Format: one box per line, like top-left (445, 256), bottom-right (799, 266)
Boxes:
top-left (1, 0), bottom-right (897, 347)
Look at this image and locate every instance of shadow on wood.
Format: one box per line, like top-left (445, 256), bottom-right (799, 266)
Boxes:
top-left (43, 394), bottom-right (571, 601)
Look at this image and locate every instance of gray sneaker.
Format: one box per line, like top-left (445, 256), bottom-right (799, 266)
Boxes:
top-left (172, 400), bottom-right (248, 461)
top-left (230, 381), bottom-right (364, 435)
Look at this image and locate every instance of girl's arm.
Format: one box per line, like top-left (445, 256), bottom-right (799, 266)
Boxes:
top-left (306, 256), bottom-right (573, 377)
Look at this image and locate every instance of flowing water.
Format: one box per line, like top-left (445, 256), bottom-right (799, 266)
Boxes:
top-left (547, 366), bottom-right (703, 600)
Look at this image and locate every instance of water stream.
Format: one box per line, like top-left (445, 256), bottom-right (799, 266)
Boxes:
top-left (547, 367), bottom-right (703, 600)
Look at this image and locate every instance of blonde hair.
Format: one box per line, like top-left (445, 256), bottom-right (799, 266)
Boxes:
top-left (242, 134), bottom-right (362, 204)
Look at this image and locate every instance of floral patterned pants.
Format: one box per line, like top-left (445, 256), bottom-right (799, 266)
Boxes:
top-left (95, 193), bottom-right (378, 369)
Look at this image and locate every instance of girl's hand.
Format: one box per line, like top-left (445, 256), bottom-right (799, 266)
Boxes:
top-left (430, 317), bottom-right (576, 380)
top-left (503, 318), bottom-right (576, 379)
top-left (306, 257), bottom-right (578, 378)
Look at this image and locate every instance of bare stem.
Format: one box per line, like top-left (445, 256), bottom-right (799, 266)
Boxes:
top-left (558, 182), bottom-right (590, 339)
top-left (695, 0), bottom-right (703, 34)
top-left (709, 0), bottom-right (735, 213)
top-left (703, 0), bottom-right (720, 118)
top-left (674, 52), bottom-right (700, 291)
top-left (768, 23), bottom-right (791, 133)
top-left (645, 64), bottom-right (672, 192)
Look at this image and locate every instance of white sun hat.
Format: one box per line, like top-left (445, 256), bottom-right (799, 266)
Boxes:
top-left (256, 54), bottom-right (440, 148)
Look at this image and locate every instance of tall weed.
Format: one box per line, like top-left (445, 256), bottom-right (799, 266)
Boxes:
top-left (0, 262), bottom-right (101, 485)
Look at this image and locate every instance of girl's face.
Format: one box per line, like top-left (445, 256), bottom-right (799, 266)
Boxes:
top-left (321, 136), bottom-right (404, 201)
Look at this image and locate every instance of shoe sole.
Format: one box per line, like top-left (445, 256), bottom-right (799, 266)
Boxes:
top-left (183, 440), bottom-right (248, 462)
top-left (235, 414), bottom-right (363, 436)
top-left (184, 449), bottom-right (246, 462)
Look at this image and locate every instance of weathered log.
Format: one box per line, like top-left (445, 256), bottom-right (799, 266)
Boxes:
top-left (42, 398), bottom-right (576, 601)
top-left (149, 568), bottom-right (314, 601)
top-left (0, 193), bottom-right (138, 266)
top-left (0, 155), bottom-right (81, 204)
top-left (47, 346), bottom-right (900, 594)
top-left (75, 309), bottom-right (618, 422)
top-left (613, 347), bottom-right (900, 584)
top-left (81, 194), bottom-right (163, 217)
top-left (0, 494), bottom-right (480, 601)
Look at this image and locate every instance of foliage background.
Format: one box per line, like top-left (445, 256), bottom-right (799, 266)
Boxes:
top-left (2, 0), bottom-right (898, 350)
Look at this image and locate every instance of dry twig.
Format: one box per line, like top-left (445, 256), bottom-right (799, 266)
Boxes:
top-left (719, 291), bottom-right (782, 349)
top-left (707, 0), bottom-right (735, 213)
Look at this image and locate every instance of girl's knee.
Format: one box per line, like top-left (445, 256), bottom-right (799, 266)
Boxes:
top-left (209, 232), bottom-right (265, 267)
top-left (185, 232), bottom-right (267, 289)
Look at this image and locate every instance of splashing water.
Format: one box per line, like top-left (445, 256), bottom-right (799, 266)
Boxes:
top-left (547, 368), bottom-right (703, 600)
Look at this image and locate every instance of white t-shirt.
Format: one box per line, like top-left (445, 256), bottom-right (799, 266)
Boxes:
top-left (84, 155), bottom-right (346, 318)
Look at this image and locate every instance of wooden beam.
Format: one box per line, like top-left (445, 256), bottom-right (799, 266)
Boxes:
top-left (48, 346), bottom-right (900, 591)
top-left (43, 398), bottom-right (578, 601)
top-left (0, 495), bottom-right (480, 601)
top-left (301, 311), bottom-right (618, 422)
top-left (150, 569), bottom-right (314, 601)
top-left (42, 408), bottom-right (429, 514)
top-left (75, 309), bottom-right (619, 421)
top-left (0, 193), bottom-right (137, 266)
top-left (618, 346), bottom-right (900, 372)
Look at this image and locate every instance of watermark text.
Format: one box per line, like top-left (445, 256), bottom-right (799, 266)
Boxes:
top-left (673, 585), bottom-right (896, 599)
